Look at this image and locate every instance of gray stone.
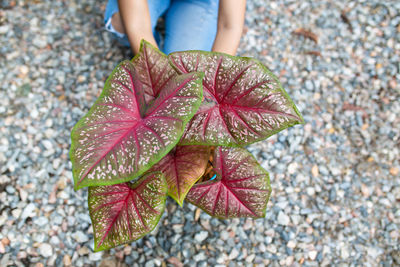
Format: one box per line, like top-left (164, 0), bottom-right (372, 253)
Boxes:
top-left (72, 231), bottom-right (89, 243)
top-left (194, 231), bottom-right (208, 243)
top-left (229, 248), bottom-right (239, 260)
top-left (277, 211), bottom-right (290, 226)
top-left (21, 203), bottom-right (37, 219)
top-left (34, 217), bottom-right (49, 227)
top-left (89, 251), bottom-right (103, 261)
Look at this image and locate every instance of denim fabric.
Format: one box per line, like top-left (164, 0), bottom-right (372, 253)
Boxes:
top-left (104, 0), bottom-right (219, 53)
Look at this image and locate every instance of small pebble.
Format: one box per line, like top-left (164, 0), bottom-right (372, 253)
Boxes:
top-left (72, 231), bottom-right (89, 243)
top-left (277, 211), bottom-right (290, 226)
top-left (38, 243), bottom-right (53, 258)
top-left (194, 231), bottom-right (208, 243)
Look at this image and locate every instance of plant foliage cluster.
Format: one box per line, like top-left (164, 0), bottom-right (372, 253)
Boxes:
top-left (70, 40), bottom-right (303, 251)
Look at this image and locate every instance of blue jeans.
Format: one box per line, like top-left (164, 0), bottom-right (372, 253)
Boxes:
top-left (104, 0), bottom-right (219, 54)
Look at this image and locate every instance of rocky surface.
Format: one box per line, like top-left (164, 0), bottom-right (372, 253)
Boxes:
top-left (0, 0), bottom-right (399, 266)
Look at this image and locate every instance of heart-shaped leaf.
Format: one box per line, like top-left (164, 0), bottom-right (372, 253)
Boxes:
top-left (186, 146), bottom-right (271, 219)
top-left (88, 172), bottom-right (167, 251)
top-left (169, 51), bottom-right (303, 147)
top-left (132, 40), bottom-right (178, 103)
top-left (151, 145), bottom-right (210, 206)
top-left (70, 59), bottom-right (203, 190)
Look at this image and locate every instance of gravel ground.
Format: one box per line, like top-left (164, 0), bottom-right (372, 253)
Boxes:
top-left (1, 0), bottom-right (399, 266)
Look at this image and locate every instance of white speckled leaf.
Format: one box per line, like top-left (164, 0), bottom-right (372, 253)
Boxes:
top-left (70, 59), bottom-right (203, 190)
top-left (169, 51), bottom-right (303, 147)
top-left (186, 146), bottom-right (271, 219)
top-left (131, 40), bottom-right (177, 103)
top-left (151, 145), bottom-right (210, 206)
top-left (89, 172), bottom-right (167, 251)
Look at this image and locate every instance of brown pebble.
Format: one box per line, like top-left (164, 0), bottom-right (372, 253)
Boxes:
top-left (167, 257), bottom-right (183, 267)
top-left (115, 250), bottom-right (124, 260)
top-left (63, 254), bottom-right (72, 266)
top-left (311, 165), bottom-right (319, 177)
top-left (77, 75), bottom-right (86, 83)
top-left (194, 208), bottom-right (201, 222)
top-left (17, 251), bottom-right (27, 259)
top-left (61, 220), bottom-right (68, 232)
top-left (1, 237), bottom-right (10, 246)
top-left (390, 167), bottom-right (399, 176)
top-left (389, 79), bottom-right (397, 89)
top-left (123, 245), bottom-right (132, 255)
top-left (361, 184), bottom-right (370, 197)
top-left (229, 230), bottom-right (235, 238)
top-left (48, 185), bottom-right (58, 204)
top-left (78, 246), bottom-right (90, 256)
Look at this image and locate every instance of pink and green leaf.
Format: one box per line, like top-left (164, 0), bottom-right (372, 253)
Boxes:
top-left (70, 57), bottom-right (203, 190)
top-left (88, 172), bottom-right (167, 251)
top-left (169, 51), bottom-right (303, 147)
top-left (151, 145), bottom-right (210, 206)
top-left (186, 146), bottom-right (271, 219)
top-left (131, 40), bottom-right (178, 103)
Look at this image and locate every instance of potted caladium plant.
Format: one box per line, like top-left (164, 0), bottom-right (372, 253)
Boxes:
top-left (70, 40), bottom-right (303, 251)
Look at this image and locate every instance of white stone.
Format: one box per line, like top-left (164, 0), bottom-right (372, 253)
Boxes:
top-left (19, 189), bottom-right (28, 202)
top-left (309, 250), bottom-right (318, 260)
top-left (285, 256), bottom-right (294, 266)
top-left (49, 236), bottom-right (60, 246)
top-left (42, 140), bottom-right (53, 150)
top-left (38, 243), bottom-right (53, 258)
top-left (229, 248), bottom-right (239, 260)
top-left (89, 252), bottom-right (103, 261)
top-left (367, 247), bottom-right (382, 258)
top-left (21, 203), bottom-right (36, 219)
top-left (72, 231), bottom-right (89, 243)
top-left (31, 109), bottom-right (39, 119)
top-left (267, 245), bottom-right (277, 254)
top-left (34, 217), bottom-right (49, 227)
top-left (11, 208), bottom-right (22, 219)
top-left (341, 247), bottom-right (349, 259)
top-left (287, 240), bottom-right (296, 249)
top-left (0, 25), bottom-right (10, 35)
top-left (245, 254), bottom-right (255, 263)
top-left (287, 162), bottom-right (298, 175)
top-left (306, 187), bottom-right (315, 196)
top-left (277, 211), bottom-right (290, 226)
top-left (194, 231), bottom-right (208, 242)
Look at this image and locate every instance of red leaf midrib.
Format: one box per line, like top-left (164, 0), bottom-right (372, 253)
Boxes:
top-left (97, 189), bottom-right (132, 246)
top-left (145, 75), bottom-right (196, 118)
top-left (222, 182), bottom-right (258, 217)
top-left (78, 121), bottom-right (140, 186)
top-left (219, 64), bottom-right (253, 103)
top-left (231, 79), bottom-right (271, 105)
top-left (170, 54), bottom-right (217, 103)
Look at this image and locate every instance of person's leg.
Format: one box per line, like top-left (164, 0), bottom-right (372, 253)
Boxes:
top-left (104, 0), bottom-right (171, 47)
top-left (163, 0), bottom-right (219, 54)
top-left (104, 0), bottom-right (130, 46)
